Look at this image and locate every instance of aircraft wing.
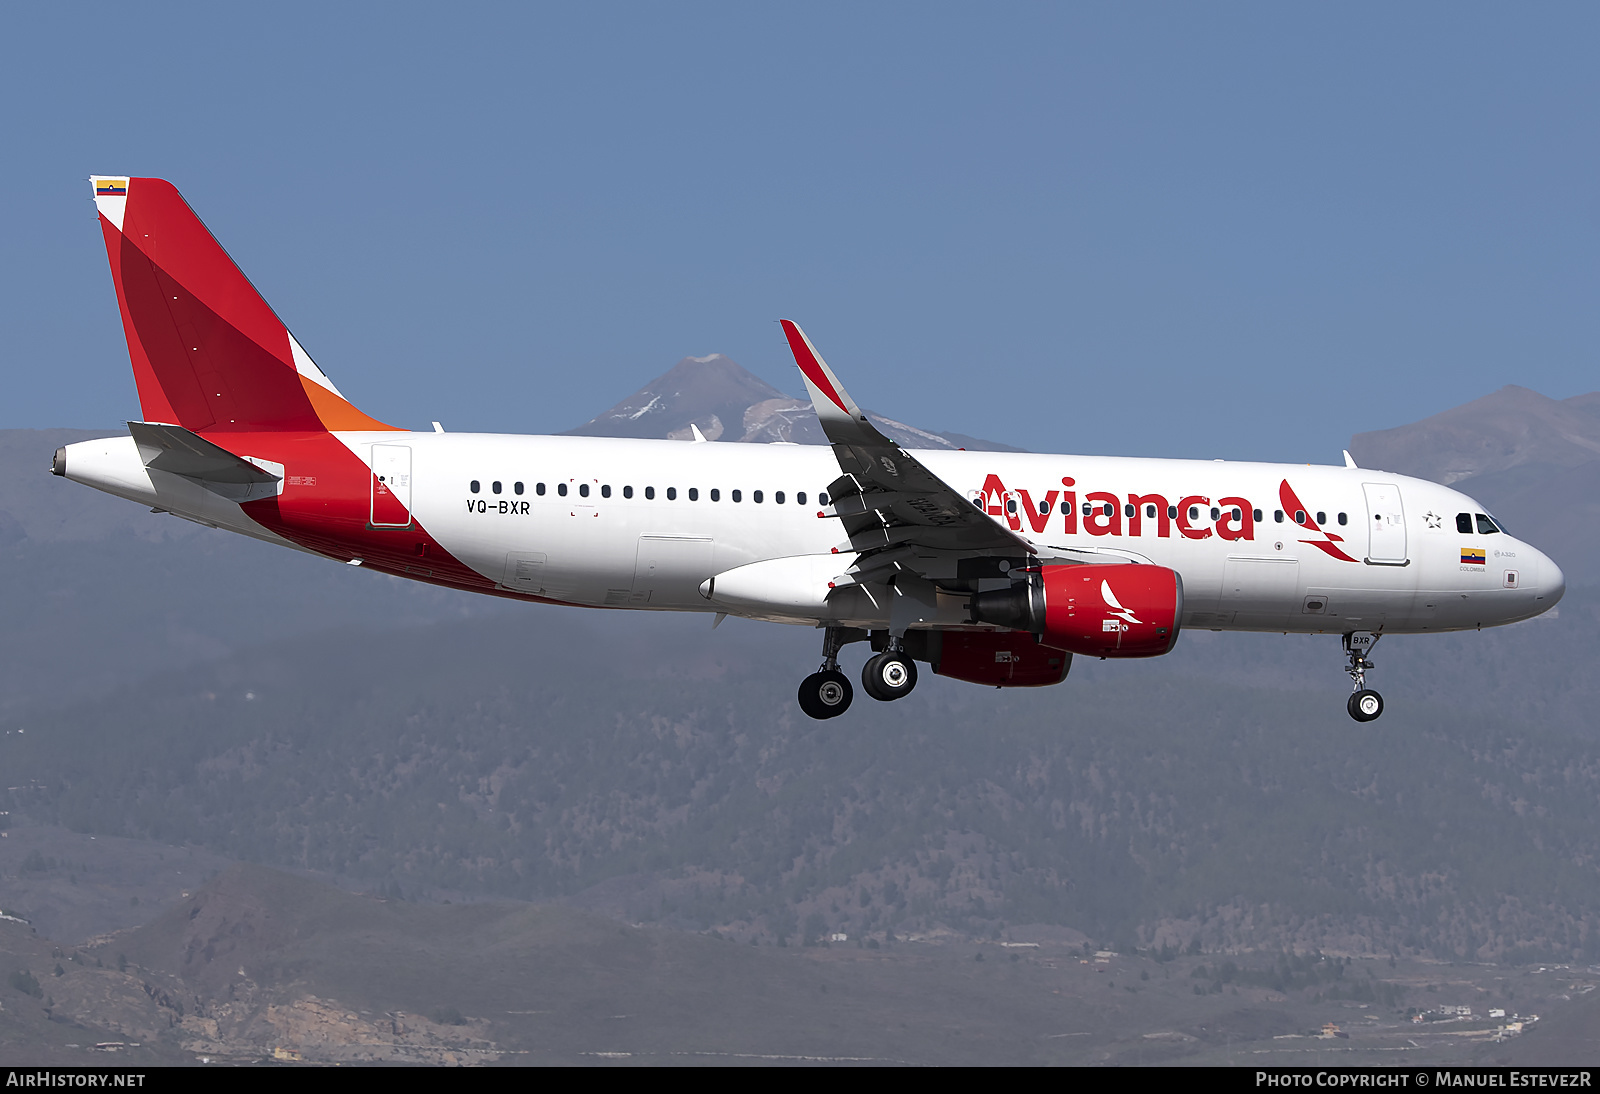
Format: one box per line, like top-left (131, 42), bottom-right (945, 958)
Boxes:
top-left (779, 320), bottom-right (1035, 588)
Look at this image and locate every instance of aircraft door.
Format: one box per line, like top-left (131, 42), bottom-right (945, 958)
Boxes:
top-left (371, 444), bottom-right (412, 528)
top-left (1362, 483), bottom-right (1407, 565)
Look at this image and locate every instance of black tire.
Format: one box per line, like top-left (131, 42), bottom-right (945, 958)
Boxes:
top-left (1347, 689), bottom-right (1384, 722)
top-left (798, 670), bottom-right (853, 719)
top-left (861, 652), bottom-right (918, 702)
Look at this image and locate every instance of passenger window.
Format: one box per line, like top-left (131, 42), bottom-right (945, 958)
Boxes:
top-left (1337, 512), bottom-right (1347, 525)
top-left (1006, 499), bottom-right (1017, 514)
top-left (1315, 511), bottom-right (1325, 525)
top-left (1124, 503), bottom-right (1135, 518)
top-left (1232, 508), bottom-right (1242, 521)
top-left (558, 483), bottom-right (568, 497)
top-left (601, 485), bottom-right (611, 498)
top-left (797, 492), bottom-right (806, 505)
top-left (536, 483), bottom-right (546, 496)
top-left (623, 485), bottom-right (633, 499)
top-left (1209, 507), bottom-right (1220, 520)
top-left (710, 488), bottom-right (721, 502)
top-left (579, 483), bottom-right (590, 497)
top-left (470, 480), bottom-right (480, 494)
top-left (1083, 503), bottom-right (1093, 517)
top-left (820, 492), bottom-right (830, 505)
top-left (1456, 513), bottom-right (1472, 534)
top-left (1274, 510), bottom-right (1284, 523)
top-left (1167, 505), bottom-right (1177, 519)
top-left (492, 481), bottom-right (502, 495)
top-left (1146, 504), bottom-right (1157, 519)
top-left (1294, 510), bottom-right (1306, 524)
top-left (1042, 500), bottom-right (1051, 516)
top-left (1061, 502), bottom-right (1071, 515)
top-left (645, 486), bottom-right (655, 500)
top-left (1476, 513), bottom-right (1500, 535)
top-left (688, 488), bottom-right (699, 501)
top-left (733, 489), bottom-right (743, 502)
top-left (667, 487), bottom-right (677, 500)
top-left (1103, 503), bottom-right (1114, 517)
top-left (1189, 506), bottom-right (1199, 521)
top-left (514, 482), bottom-right (524, 496)
top-left (754, 490), bottom-right (763, 503)
top-left (775, 491), bottom-right (785, 504)
top-left (1252, 509), bottom-right (1262, 522)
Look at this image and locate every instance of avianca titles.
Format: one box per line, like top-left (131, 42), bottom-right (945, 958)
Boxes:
top-left (57, 176), bottom-right (1565, 722)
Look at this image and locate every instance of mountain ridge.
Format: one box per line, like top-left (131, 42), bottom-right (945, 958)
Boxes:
top-left (1347, 384), bottom-right (1600, 574)
top-left (562, 353), bottom-right (1025, 452)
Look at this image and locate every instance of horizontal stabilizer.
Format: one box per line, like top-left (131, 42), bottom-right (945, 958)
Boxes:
top-left (128, 421), bottom-right (281, 484)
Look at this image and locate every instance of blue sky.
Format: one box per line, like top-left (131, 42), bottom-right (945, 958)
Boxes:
top-left (3, 3), bottom-right (1595, 461)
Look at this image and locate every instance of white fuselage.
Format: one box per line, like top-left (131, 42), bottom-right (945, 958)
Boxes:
top-left (63, 431), bottom-right (1567, 636)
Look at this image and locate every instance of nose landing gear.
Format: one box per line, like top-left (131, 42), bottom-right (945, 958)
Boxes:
top-left (1348, 689), bottom-right (1384, 721)
top-left (1343, 632), bottom-right (1384, 722)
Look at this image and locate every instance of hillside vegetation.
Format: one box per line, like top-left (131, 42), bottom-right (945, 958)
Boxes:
top-left (6, 590), bottom-right (1597, 961)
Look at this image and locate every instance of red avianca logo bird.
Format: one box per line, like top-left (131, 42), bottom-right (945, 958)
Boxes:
top-left (1279, 479), bottom-right (1358, 562)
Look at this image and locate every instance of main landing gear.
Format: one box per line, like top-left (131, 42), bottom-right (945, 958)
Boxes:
top-left (1343, 632), bottom-right (1384, 722)
top-left (798, 626), bottom-right (858, 720)
top-left (862, 646), bottom-right (918, 703)
top-left (798, 628), bottom-right (920, 719)
top-left (797, 669), bottom-right (852, 720)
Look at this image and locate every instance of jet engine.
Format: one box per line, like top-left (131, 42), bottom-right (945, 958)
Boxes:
top-left (970, 563), bottom-right (1184, 658)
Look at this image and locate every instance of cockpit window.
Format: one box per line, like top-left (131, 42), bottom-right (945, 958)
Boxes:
top-left (1475, 513), bottom-right (1500, 535)
top-left (1456, 513), bottom-right (1472, 534)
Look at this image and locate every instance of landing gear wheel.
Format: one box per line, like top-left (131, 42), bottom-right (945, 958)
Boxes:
top-left (861, 652), bottom-right (918, 702)
top-left (1348, 689), bottom-right (1384, 722)
top-left (1341, 633), bottom-right (1383, 722)
top-left (799, 670), bottom-right (853, 719)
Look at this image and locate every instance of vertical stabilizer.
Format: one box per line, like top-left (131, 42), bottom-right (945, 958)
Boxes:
top-left (91, 176), bottom-right (397, 434)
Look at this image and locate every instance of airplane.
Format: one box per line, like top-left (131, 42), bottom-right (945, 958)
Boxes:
top-left (56, 176), bottom-right (1566, 722)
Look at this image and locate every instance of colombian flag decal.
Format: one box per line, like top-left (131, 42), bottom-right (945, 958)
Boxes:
top-left (1461, 548), bottom-right (1486, 565)
top-left (95, 179), bottom-right (128, 196)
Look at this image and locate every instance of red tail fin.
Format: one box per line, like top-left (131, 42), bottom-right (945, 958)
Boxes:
top-left (91, 176), bottom-right (396, 434)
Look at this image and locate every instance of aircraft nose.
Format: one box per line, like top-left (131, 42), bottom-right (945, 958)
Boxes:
top-left (1537, 551), bottom-right (1566, 610)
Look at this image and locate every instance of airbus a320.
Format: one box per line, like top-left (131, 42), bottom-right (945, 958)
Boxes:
top-left (56, 177), bottom-right (1566, 721)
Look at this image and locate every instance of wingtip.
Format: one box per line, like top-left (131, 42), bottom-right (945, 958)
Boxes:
top-left (778, 320), bottom-right (855, 418)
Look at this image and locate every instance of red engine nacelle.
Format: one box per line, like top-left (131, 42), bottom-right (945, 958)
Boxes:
top-left (929, 631), bottom-right (1072, 688)
top-left (971, 563), bottom-right (1184, 659)
top-left (1039, 564), bottom-right (1183, 657)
